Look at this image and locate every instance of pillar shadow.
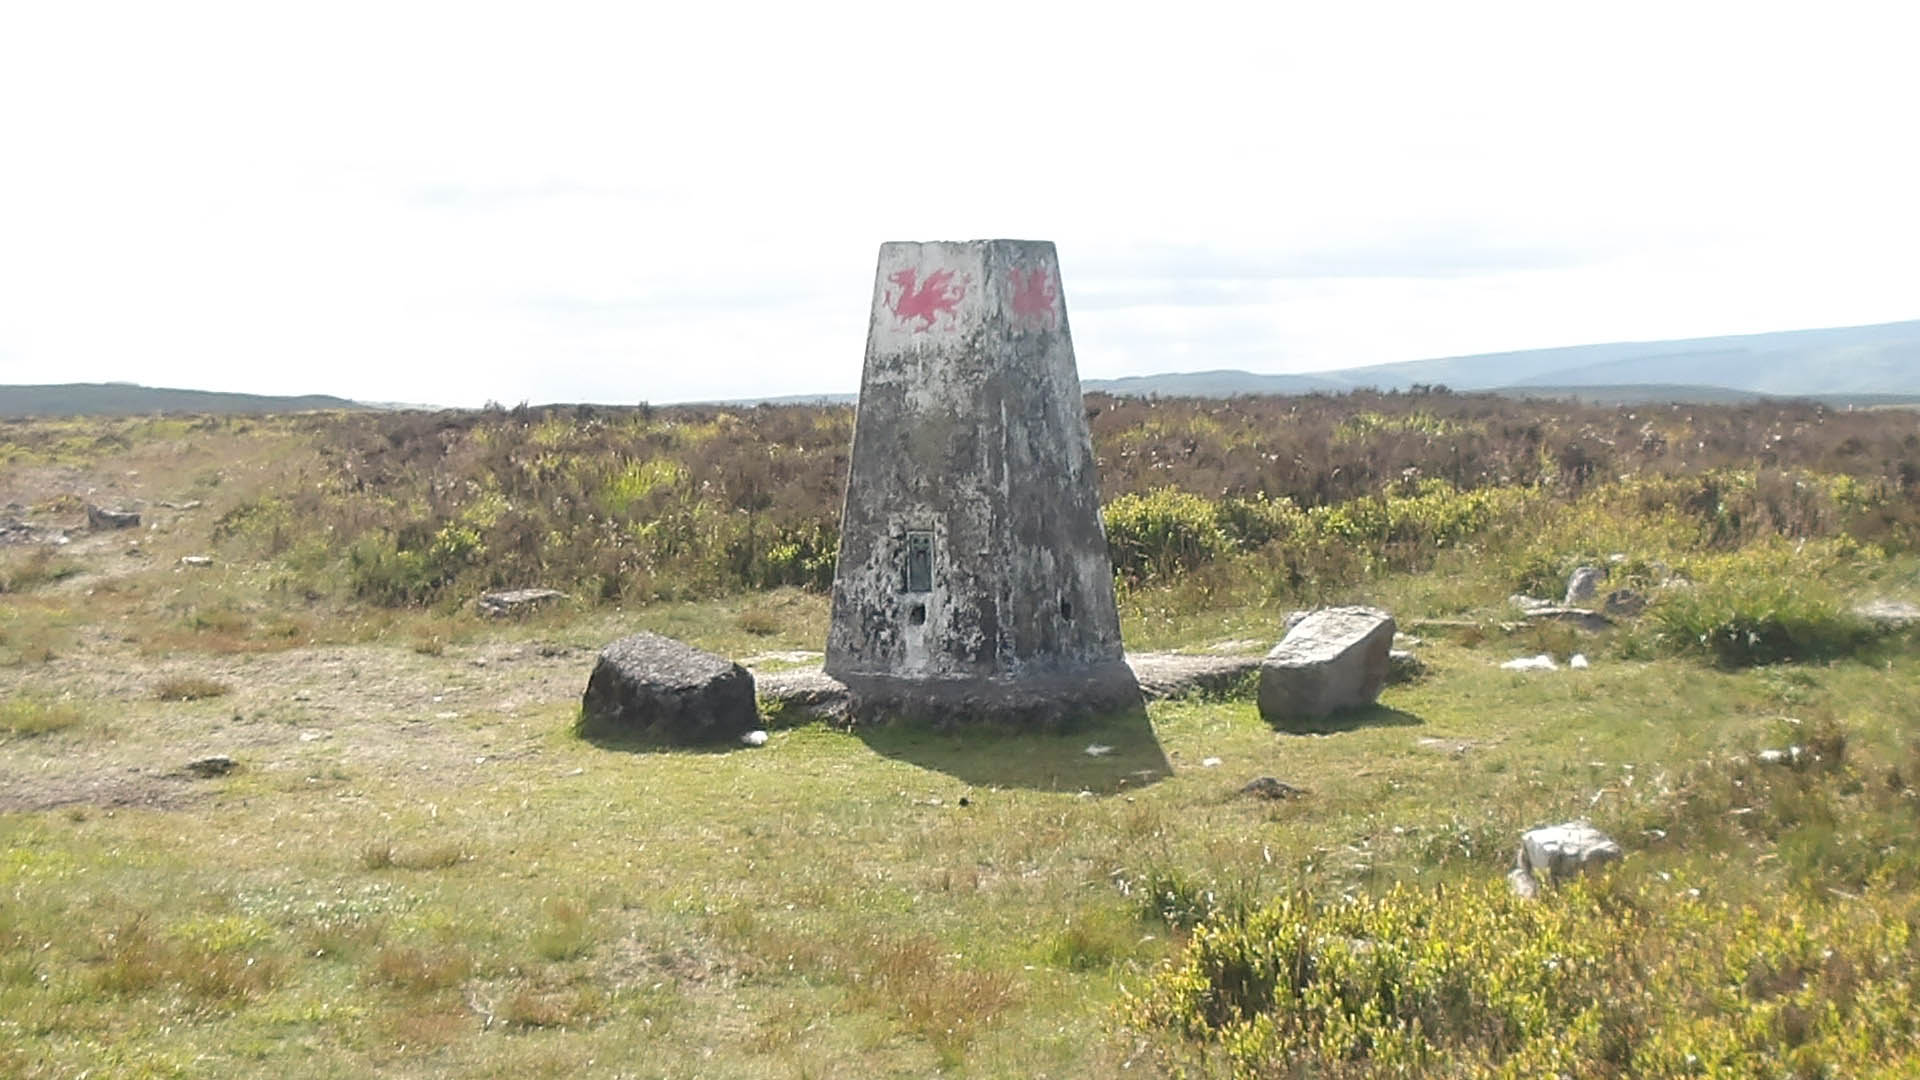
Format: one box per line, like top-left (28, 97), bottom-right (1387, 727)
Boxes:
top-left (1270, 704), bottom-right (1424, 735)
top-left (854, 706), bottom-right (1172, 794)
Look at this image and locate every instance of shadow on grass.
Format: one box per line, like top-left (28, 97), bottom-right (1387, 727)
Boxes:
top-left (570, 710), bottom-right (745, 755)
top-left (1271, 704), bottom-right (1424, 736)
top-left (855, 707), bottom-right (1173, 794)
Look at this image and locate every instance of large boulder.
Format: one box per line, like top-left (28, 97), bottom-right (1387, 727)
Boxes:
top-left (1257, 606), bottom-right (1395, 728)
top-left (580, 633), bottom-right (757, 742)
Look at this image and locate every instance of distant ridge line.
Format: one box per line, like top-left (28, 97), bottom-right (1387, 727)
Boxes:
top-left (0, 383), bottom-right (363, 419)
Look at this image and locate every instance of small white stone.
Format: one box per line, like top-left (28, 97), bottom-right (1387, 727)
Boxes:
top-left (1201, 756), bottom-right (1222, 768)
top-left (1500, 654), bottom-right (1558, 671)
top-left (1569, 654), bottom-right (1590, 669)
top-left (740, 730), bottom-right (769, 747)
top-left (1084, 744), bottom-right (1113, 757)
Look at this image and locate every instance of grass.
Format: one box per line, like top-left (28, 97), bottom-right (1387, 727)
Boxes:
top-left (0, 548), bottom-right (84, 593)
top-left (6, 633), bottom-right (1919, 1075)
top-left (0, 697), bottom-right (83, 737)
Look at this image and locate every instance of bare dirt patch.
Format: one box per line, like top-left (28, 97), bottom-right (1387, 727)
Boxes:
top-left (1, 637), bottom-right (596, 813)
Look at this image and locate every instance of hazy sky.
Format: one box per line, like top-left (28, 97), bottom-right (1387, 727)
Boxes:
top-left (2, 2), bottom-right (1915, 406)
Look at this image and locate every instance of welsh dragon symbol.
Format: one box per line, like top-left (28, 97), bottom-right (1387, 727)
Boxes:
top-left (1008, 266), bottom-right (1058, 329)
top-left (886, 267), bottom-right (965, 331)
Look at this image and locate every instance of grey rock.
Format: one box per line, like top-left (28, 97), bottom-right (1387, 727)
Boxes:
top-left (1129, 652), bottom-right (1260, 699)
top-left (86, 505), bottom-right (140, 530)
top-left (1257, 606), bottom-right (1396, 727)
top-left (1282, 609), bottom-right (1310, 633)
top-left (477, 588), bottom-right (565, 617)
top-left (1241, 776), bottom-right (1307, 800)
top-left (179, 555), bottom-right (213, 568)
top-left (1756, 745), bottom-right (1806, 767)
top-left (580, 632), bottom-right (757, 742)
top-left (1386, 649), bottom-right (1427, 684)
top-left (1509, 593), bottom-right (1553, 612)
top-left (184, 755), bottom-right (237, 778)
top-left (1602, 588), bottom-right (1648, 618)
top-left (1507, 866), bottom-right (1541, 898)
top-left (1564, 565), bottom-right (1607, 606)
top-left (754, 668), bottom-right (851, 722)
top-left (0, 520), bottom-right (68, 546)
top-left (1514, 821), bottom-right (1622, 889)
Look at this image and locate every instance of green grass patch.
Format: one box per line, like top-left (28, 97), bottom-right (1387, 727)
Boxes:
top-left (0, 697), bottom-right (83, 736)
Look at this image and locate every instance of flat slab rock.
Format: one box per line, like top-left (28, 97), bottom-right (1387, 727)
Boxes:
top-left (581, 632), bottom-right (757, 741)
top-left (1510, 595), bottom-right (1614, 631)
top-left (478, 588), bottom-right (566, 616)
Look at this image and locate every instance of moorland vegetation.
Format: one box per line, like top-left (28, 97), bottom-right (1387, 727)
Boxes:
top-left (2, 391), bottom-right (1920, 1076)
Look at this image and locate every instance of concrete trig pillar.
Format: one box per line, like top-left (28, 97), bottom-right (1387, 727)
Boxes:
top-left (825, 239), bottom-right (1139, 726)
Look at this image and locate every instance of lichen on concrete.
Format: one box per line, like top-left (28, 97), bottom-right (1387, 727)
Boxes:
top-left (826, 240), bottom-right (1136, 725)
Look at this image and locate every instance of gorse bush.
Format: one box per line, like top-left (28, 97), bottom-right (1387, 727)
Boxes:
top-left (1124, 877), bottom-right (1920, 1078)
top-left (1103, 488), bottom-right (1231, 582)
top-left (1125, 881), bottom-right (1605, 1075)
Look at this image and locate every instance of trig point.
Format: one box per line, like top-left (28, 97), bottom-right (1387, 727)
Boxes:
top-left (825, 239), bottom-right (1140, 726)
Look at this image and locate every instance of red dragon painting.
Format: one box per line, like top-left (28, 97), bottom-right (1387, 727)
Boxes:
top-left (887, 267), bottom-right (965, 331)
top-left (1007, 266), bottom-right (1058, 329)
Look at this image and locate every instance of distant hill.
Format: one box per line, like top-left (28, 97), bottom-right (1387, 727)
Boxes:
top-left (1077, 319), bottom-right (1920, 404)
top-left (1317, 319), bottom-right (1920, 397)
top-left (0, 383), bottom-right (363, 419)
top-left (1083, 370), bottom-right (1347, 397)
top-left (1486, 385), bottom-right (1920, 408)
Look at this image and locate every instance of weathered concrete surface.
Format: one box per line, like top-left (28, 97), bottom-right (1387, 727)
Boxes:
top-left (580, 632), bottom-right (757, 742)
top-left (758, 651), bottom-right (1263, 725)
top-left (826, 240), bottom-right (1131, 726)
top-left (1257, 606), bottom-right (1396, 728)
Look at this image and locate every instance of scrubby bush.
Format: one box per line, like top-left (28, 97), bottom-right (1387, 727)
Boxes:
top-left (199, 392), bottom-right (1920, 611)
top-left (1103, 488), bottom-right (1230, 582)
top-left (1650, 567), bottom-right (1879, 668)
top-left (1124, 876), bottom-right (1920, 1078)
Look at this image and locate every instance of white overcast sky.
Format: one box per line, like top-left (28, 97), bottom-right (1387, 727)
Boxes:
top-left (2, 1), bottom-right (1915, 406)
